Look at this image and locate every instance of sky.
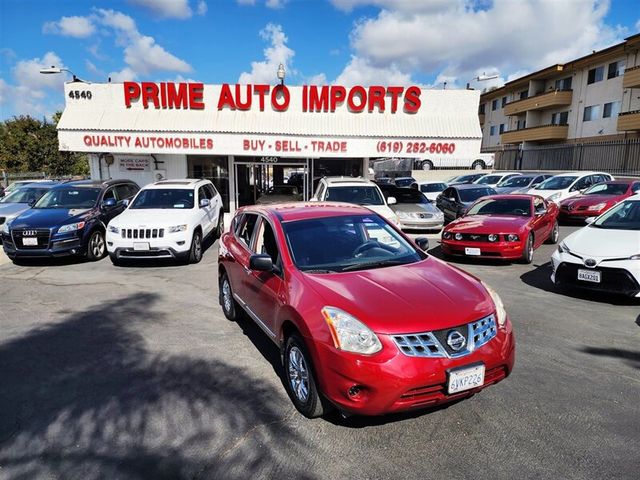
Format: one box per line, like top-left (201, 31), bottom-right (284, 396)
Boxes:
top-left (0, 0), bottom-right (639, 120)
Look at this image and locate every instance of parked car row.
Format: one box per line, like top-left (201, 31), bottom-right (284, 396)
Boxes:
top-left (1, 178), bottom-right (224, 265)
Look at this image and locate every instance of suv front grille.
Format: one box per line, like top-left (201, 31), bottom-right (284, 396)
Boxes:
top-left (392, 314), bottom-right (497, 359)
top-left (12, 228), bottom-right (51, 249)
top-left (122, 228), bottom-right (164, 239)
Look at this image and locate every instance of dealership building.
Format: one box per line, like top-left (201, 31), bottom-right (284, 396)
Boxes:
top-left (57, 81), bottom-right (482, 212)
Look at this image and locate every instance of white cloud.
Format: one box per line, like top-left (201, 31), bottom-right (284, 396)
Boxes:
top-left (108, 67), bottom-right (138, 83)
top-left (197, 1), bottom-right (208, 15)
top-left (0, 78), bottom-right (8, 105)
top-left (307, 73), bottom-right (328, 85)
top-left (238, 23), bottom-right (295, 84)
top-left (127, 0), bottom-right (192, 19)
top-left (635, 18), bottom-right (640, 31)
top-left (43, 15), bottom-right (96, 38)
top-left (266, 0), bottom-right (287, 8)
top-left (334, 56), bottom-right (413, 86)
top-left (237, 0), bottom-right (256, 5)
top-left (339, 0), bottom-right (624, 89)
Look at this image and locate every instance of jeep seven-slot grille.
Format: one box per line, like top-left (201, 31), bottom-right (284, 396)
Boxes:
top-left (392, 314), bottom-right (497, 358)
top-left (122, 228), bottom-right (164, 239)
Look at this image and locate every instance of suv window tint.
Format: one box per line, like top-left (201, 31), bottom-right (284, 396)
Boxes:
top-left (198, 186), bottom-right (211, 201)
top-left (103, 188), bottom-right (116, 201)
top-left (254, 218), bottom-right (281, 267)
top-left (127, 184), bottom-right (140, 198)
top-left (115, 184), bottom-right (133, 200)
top-left (236, 213), bottom-right (259, 248)
top-left (206, 183), bottom-right (218, 197)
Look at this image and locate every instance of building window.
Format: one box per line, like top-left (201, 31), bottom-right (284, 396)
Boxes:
top-left (551, 111), bottom-right (569, 125)
top-left (501, 96), bottom-right (507, 107)
top-left (490, 125), bottom-right (496, 136)
top-left (554, 77), bottom-right (572, 90)
top-left (603, 101), bottom-right (621, 118)
top-left (607, 60), bottom-right (626, 79)
top-left (479, 103), bottom-right (485, 115)
top-left (516, 119), bottom-right (526, 130)
top-left (587, 66), bottom-right (604, 85)
top-left (499, 123), bottom-right (507, 134)
top-left (491, 99), bottom-right (498, 111)
top-left (519, 90), bottom-right (528, 100)
top-left (583, 105), bottom-right (601, 122)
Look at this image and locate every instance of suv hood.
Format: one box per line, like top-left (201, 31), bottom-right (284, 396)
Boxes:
top-left (301, 258), bottom-right (494, 334)
top-left (0, 203), bottom-right (30, 219)
top-left (10, 208), bottom-right (92, 229)
top-left (111, 208), bottom-right (195, 228)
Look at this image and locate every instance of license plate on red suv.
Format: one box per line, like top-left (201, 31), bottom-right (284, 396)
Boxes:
top-left (448, 364), bottom-right (485, 394)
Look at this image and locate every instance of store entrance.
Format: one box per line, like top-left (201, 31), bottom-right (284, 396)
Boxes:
top-left (310, 158), bottom-right (364, 195)
top-left (234, 157), bottom-right (309, 208)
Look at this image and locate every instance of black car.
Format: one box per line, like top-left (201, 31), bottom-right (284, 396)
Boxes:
top-left (2, 179), bottom-right (139, 262)
top-left (436, 184), bottom-right (497, 222)
top-left (448, 173), bottom-right (486, 185)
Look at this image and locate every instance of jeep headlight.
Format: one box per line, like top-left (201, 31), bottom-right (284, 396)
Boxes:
top-left (321, 307), bottom-right (382, 355)
top-left (58, 221), bottom-right (85, 233)
top-left (481, 281), bottom-right (507, 327)
top-left (168, 224), bottom-right (188, 233)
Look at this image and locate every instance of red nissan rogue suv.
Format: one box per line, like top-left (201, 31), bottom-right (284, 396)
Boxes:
top-left (218, 203), bottom-right (515, 418)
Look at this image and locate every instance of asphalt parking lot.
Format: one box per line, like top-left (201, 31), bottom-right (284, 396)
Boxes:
top-left (0, 226), bottom-right (638, 480)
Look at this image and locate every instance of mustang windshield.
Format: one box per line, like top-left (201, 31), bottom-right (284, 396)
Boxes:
top-left (283, 214), bottom-right (423, 273)
top-left (592, 201), bottom-right (640, 230)
top-left (325, 186), bottom-right (385, 206)
top-left (130, 189), bottom-right (194, 209)
top-left (466, 198), bottom-right (532, 216)
top-left (35, 188), bottom-right (101, 209)
top-left (0, 187), bottom-right (49, 204)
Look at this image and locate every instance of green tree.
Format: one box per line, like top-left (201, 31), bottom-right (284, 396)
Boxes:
top-left (0, 112), bottom-right (89, 177)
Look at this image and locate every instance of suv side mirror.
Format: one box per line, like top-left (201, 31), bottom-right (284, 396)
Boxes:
top-left (415, 237), bottom-right (429, 250)
top-left (387, 196), bottom-right (397, 205)
top-left (199, 198), bottom-right (211, 208)
top-left (249, 254), bottom-right (273, 272)
top-left (102, 198), bottom-right (117, 209)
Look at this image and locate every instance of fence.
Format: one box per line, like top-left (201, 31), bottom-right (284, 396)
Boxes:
top-left (494, 139), bottom-right (640, 176)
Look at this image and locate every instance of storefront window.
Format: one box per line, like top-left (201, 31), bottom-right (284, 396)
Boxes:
top-left (187, 155), bottom-right (230, 212)
top-left (312, 158), bottom-right (363, 195)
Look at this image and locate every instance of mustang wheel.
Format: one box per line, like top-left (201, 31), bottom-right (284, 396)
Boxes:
top-left (189, 230), bottom-right (203, 264)
top-left (87, 230), bottom-right (106, 261)
top-left (547, 220), bottom-right (559, 244)
top-left (219, 272), bottom-right (238, 321)
top-left (521, 234), bottom-right (534, 264)
top-left (284, 333), bottom-right (325, 418)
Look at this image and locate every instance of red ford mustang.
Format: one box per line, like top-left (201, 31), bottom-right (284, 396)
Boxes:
top-left (441, 194), bottom-right (559, 263)
top-left (218, 203), bottom-right (515, 418)
top-left (559, 180), bottom-right (640, 222)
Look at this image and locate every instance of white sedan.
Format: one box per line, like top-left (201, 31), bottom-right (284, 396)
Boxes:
top-left (528, 172), bottom-right (613, 204)
top-left (551, 194), bottom-right (640, 297)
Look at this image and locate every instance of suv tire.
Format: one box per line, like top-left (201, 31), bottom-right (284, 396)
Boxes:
top-left (87, 230), bottom-right (106, 261)
top-left (283, 333), bottom-right (325, 418)
top-left (188, 230), bottom-right (203, 264)
top-left (219, 272), bottom-right (238, 321)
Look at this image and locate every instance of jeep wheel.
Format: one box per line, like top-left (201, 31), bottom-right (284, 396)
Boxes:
top-left (188, 230), bottom-right (203, 264)
top-left (87, 230), bottom-right (106, 261)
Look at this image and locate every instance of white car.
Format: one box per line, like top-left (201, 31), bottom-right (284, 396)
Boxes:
top-left (417, 181), bottom-right (448, 201)
top-left (551, 195), bottom-right (640, 297)
top-left (106, 179), bottom-right (224, 265)
top-left (473, 172), bottom-right (521, 188)
top-left (528, 172), bottom-right (613, 204)
top-left (312, 176), bottom-right (398, 224)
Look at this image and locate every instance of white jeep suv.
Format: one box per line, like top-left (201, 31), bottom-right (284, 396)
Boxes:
top-left (106, 179), bottom-right (224, 264)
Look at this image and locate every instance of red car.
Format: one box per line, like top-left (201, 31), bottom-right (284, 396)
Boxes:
top-left (559, 180), bottom-right (640, 222)
top-left (441, 195), bottom-right (559, 263)
top-left (218, 203), bottom-right (515, 417)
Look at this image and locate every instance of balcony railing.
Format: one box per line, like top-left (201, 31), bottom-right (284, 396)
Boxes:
top-left (617, 110), bottom-right (640, 131)
top-left (622, 65), bottom-right (640, 89)
top-left (501, 124), bottom-right (569, 144)
top-left (504, 89), bottom-right (572, 116)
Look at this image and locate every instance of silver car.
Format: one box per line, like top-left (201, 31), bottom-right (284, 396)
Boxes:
top-left (0, 182), bottom-right (58, 236)
top-left (381, 186), bottom-right (444, 231)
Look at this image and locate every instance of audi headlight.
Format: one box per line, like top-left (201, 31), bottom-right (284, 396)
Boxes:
top-left (507, 234), bottom-right (520, 242)
top-left (588, 202), bottom-right (606, 211)
top-left (321, 307), bottom-right (382, 355)
top-left (481, 282), bottom-right (507, 327)
top-left (558, 241), bottom-right (570, 254)
top-left (548, 192), bottom-right (561, 202)
top-left (108, 225), bottom-right (120, 234)
top-left (2, 222), bottom-right (10, 234)
top-left (58, 221), bottom-right (85, 234)
top-left (168, 224), bottom-right (188, 233)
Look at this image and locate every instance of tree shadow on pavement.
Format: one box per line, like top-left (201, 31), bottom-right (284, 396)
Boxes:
top-left (520, 261), bottom-right (640, 306)
top-left (579, 346), bottom-right (640, 370)
top-left (0, 293), bottom-right (312, 480)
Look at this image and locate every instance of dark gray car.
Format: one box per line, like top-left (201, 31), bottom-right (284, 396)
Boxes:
top-left (494, 174), bottom-right (552, 194)
top-left (436, 184), bottom-right (497, 222)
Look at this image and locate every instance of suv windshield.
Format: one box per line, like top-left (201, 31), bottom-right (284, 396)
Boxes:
top-left (466, 198), bottom-right (531, 216)
top-left (500, 176), bottom-right (534, 188)
top-left (35, 188), bottom-right (101, 209)
top-left (458, 187), bottom-right (495, 203)
top-left (536, 176), bottom-right (577, 190)
top-left (283, 214), bottom-right (423, 272)
top-left (420, 183), bottom-right (446, 193)
top-left (326, 186), bottom-right (384, 206)
top-left (130, 189), bottom-right (194, 209)
top-left (583, 183), bottom-right (628, 196)
top-left (592, 201), bottom-right (640, 230)
top-left (0, 187), bottom-right (49, 204)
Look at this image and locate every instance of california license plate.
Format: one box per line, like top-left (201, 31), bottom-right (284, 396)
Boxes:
top-left (465, 247), bottom-right (481, 256)
top-left (133, 242), bottom-right (150, 251)
top-left (22, 238), bottom-right (38, 246)
top-left (577, 269), bottom-right (601, 283)
top-left (448, 364), bottom-right (485, 394)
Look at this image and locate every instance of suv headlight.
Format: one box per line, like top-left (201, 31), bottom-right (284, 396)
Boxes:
top-left (2, 222), bottom-right (10, 234)
top-left (168, 224), bottom-right (188, 233)
top-left (481, 282), bottom-right (507, 327)
top-left (321, 307), bottom-right (382, 355)
top-left (58, 221), bottom-right (85, 233)
top-left (108, 225), bottom-right (120, 234)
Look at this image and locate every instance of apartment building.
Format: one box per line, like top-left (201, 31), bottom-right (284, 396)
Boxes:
top-left (480, 33), bottom-right (640, 151)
